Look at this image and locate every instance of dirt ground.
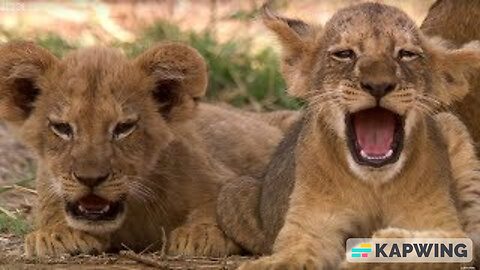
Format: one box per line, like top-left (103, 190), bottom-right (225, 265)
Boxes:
top-left (0, 239), bottom-right (252, 269)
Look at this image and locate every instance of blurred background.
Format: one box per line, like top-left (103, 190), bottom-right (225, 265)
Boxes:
top-left (0, 0), bottom-right (434, 248)
top-left (0, 0), bottom-right (435, 111)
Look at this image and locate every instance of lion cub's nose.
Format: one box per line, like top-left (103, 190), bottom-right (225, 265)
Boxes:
top-left (73, 171), bottom-right (110, 188)
top-left (361, 82), bottom-right (396, 99)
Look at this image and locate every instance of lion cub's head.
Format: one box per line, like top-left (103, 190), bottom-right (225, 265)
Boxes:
top-left (264, 2), bottom-right (480, 182)
top-left (0, 42), bottom-right (207, 232)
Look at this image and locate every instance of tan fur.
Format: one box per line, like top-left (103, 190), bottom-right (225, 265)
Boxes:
top-left (243, 109), bottom-right (300, 133)
top-left (0, 41), bottom-right (285, 257)
top-left (217, 3), bottom-right (480, 269)
top-left (435, 112), bottom-right (480, 263)
top-left (421, 1), bottom-right (480, 264)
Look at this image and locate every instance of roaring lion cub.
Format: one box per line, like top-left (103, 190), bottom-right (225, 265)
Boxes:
top-left (0, 41), bottom-right (285, 257)
top-left (217, 3), bottom-right (480, 268)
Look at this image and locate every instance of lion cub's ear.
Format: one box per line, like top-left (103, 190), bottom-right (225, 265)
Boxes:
top-left (135, 43), bottom-right (207, 122)
top-left (262, 4), bottom-right (321, 97)
top-left (0, 41), bottom-right (57, 123)
top-left (426, 38), bottom-right (480, 104)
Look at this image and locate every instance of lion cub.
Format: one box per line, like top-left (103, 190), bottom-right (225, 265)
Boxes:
top-left (217, 3), bottom-right (480, 268)
top-left (421, 0), bottom-right (480, 262)
top-left (0, 41), bottom-right (286, 257)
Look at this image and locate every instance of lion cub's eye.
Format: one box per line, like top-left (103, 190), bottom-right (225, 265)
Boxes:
top-left (49, 122), bottom-right (73, 140)
top-left (398, 49), bottom-right (419, 61)
top-left (113, 122), bottom-right (137, 140)
top-left (331, 49), bottom-right (356, 61)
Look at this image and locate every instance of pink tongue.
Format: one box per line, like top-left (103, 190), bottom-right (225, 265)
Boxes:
top-left (353, 108), bottom-right (395, 156)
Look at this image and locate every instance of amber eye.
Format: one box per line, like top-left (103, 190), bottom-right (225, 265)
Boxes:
top-left (113, 122), bottom-right (137, 140)
top-left (398, 49), bottom-right (419, 61)
top-left (331, 49), bottom-right (356, 61)
top-left (49, 122), bottom-right (73, 140)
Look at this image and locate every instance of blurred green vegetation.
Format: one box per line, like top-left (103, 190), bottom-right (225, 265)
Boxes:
top-left (6, 21), bottom-right (301, 111)
top-left (0, 214), bottom-right (30, 235)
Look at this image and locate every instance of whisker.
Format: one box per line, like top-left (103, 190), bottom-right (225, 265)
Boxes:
top-left (128, 181), bottom-right (171, 226)
top-left (414, 103), bottom-right (438, 116)
top-left (416, 94), bottom-right (448, 110)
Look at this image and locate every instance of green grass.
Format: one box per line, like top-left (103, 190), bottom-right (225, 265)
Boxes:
top-left (0, 214), bottom-right (30, 236)
top-left (5, 21), bottom-right (300, 111)
top-left (36, 34), bottom-right (76, 58)
top-left (0, 165), bottom-right (35, 236)
top-left (120, 21), bottom-right (301, 110)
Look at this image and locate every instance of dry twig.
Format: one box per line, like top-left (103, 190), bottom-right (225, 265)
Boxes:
top-left (0, 205), bottom-right (16, 219)
top-left (13, 185), bottom-right (37, 195)
top-left (120, 250), bottom-right (168, 269)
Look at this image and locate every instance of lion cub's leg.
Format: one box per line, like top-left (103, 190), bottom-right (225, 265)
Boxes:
top-left (238, 187), bottom-right (355, 270)
top-left (168, 200), bottom-right (241, 257)
top-left (435, 112), bottom-right (480, 261)
top-left (216, 176), bottom-right (267, 254)
top-left (238, 211), bottom-right (347, 269)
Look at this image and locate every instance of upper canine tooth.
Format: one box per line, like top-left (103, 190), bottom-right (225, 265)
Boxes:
top-left (79, 205), bottom-right (86, 213)
top-left (101, 205), bottom-right (110, 213)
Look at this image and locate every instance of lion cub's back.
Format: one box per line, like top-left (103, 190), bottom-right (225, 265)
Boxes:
top-left (194, 103), bottom-right (284, 177)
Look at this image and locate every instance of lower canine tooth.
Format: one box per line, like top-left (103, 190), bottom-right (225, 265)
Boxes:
top-left (79, 205), bottom-right (86, 213)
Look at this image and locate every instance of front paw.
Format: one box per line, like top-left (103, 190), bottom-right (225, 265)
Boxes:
top-left (238, 255), bottom-right (318, 270)
top-left (25, 225), bottom-right (109, 257)
top-left (168, 223), bottom-right (240, 257)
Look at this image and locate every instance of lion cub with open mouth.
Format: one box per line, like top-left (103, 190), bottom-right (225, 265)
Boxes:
top-left (217, 2), bottom-right (480, 269)
top-left (0, 41), bottom-right (286, 257)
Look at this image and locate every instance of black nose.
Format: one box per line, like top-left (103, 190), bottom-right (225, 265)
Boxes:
top-left (361, 82), bottom-right (396, 99)
top-left (73, 172), bottom-right (110, 188)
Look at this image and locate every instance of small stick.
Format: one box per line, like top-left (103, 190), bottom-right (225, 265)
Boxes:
top-left (120, 250), bottom-right (169, 269)
top-left (0, 206), bottom-right (16, 219)
top-left (139, 242), bottom-right (155, 255)
top-left (160, 227), bottom-right (167, 258)
top-left (0, 185), bottom-right (14, 194)
top-left (121, 243), bottom-right (133, 252)
top-left (13, 185), bottom-right (37, 195)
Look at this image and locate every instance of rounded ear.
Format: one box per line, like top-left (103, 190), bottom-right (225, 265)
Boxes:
top-left (421, 0), bottom-right (480, 46)
top-left (0, 41), bottom-right (57, 123)
top-left (135, 42), bottom-right (207, 122)
top-left (425, 38), bottom-right (480, 104)
top-left (262, 4), bottom-right (321, 97)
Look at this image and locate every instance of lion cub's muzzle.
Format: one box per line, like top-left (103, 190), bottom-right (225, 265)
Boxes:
top-left (65, 170), bottom-right (127, 223)
top-left (343, 70), bottom-right (406, 167)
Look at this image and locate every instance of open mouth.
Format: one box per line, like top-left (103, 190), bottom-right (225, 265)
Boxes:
top-left (66, 194), bottom-right (125, 221)
top-left (346, 107), bottom-right (404, 168)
